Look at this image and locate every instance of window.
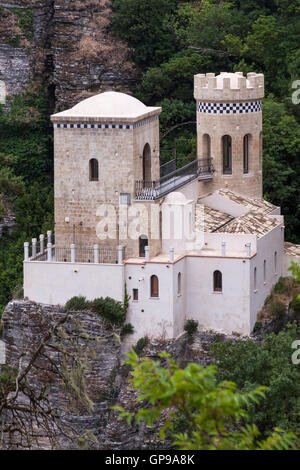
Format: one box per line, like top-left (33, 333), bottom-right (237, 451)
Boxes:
top-left (243, 134), bottom-right (250, 173)
top-left (89, 158), bottom-right (99, 181)
top-left (150, 275), bottom-right (159, 298)
top-left (264, 260), bottom-right (267, 283)
top-left (139, 235), bottom-right (148, 257)
top-left (203, 134), bottom-right (211, 158)
top-left (142, 143), bottom-right (151, 182)
top-left (120, 193), bottom-right (131, 205)
top-left (178, 272), bottom-right (182, 295)
top-left (222, 135), bottom-right (232, 174)
top-left (274, 251), bottom-right (277, 274)
top-left (259, 132), bottom-right (263, 168)
top-left (133, 288), bottom-right (138, 301)
top-left (213, 270), bottom-right (222, 292)
top-left (254, 267), bottom-right (257, 291)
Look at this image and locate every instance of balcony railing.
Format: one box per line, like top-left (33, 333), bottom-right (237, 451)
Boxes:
top-left (135, 157), bottom-right (214, 200)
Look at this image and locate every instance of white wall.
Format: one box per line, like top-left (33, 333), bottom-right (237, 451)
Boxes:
top-left (249, 224), bottom-right (284, 329)
top-left (185, 256), bottom-right (251, 335)
top-left (125, 262), bottom-right (174, 342)
top-left (24, 261), bottom-right (124, 305)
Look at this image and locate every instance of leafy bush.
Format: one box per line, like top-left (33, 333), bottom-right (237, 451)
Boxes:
top-left (121, 323), bottom-right (134, 337)
top-left (212, 323), bottom-right (300, 444)
top-left (90, 297), bottom-right (125, 325)
top-left (253, 321), bottom-right (262, 333)
top-left (65, 296), bottom-right (89, 311)
top-left (184, 319), bottom-right (198, 336)
top-left (290, 294), bottom-right (300, 313)
top-left (133, 336), bottom-right (149, 355)
top-left (114, 351), bottom-right (296, 450)
top-left (269, 301), bottom-right (286, 320)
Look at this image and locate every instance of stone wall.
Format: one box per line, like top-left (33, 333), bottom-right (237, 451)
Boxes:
top-left (0, 1), bottom-right (138, 112)
top-left (1, 299), bottom-right (231, 449)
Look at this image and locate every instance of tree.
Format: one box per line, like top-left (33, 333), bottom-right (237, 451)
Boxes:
top-left (114, 351), bottom-right (295, 450)
top-left (0, 312), bottom-right (100, 449)
top-left (0, 153), bottom-right (24, 221)
top-left (111, 0), bottom-right (179, 68)
top-left (212, 323), bottom-right (300, 446)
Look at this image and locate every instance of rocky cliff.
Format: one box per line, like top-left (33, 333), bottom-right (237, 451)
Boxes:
top-left (1, 300), bottom-right (226, 450)
top-left (0, 1), bottom-right (138, 112)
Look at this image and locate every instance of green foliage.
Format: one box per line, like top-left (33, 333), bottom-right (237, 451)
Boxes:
top-left (290, 295), bottom-right (300, 314)
top-left (269, 300), bottom-right (286, 320)
top-left (90, 297), bottom-right (125, 325)
top-left (9, 8), bottom-right (34, 40)
top-left (111, 0), bottom-right (179, 69)
top-left (184, 319), bottom-right (198, 336)
top-left (65, 296), bottom-right (89, 311)
top-left (113, 351), bottom-right (295, 450)
top-left (120, 323), bottom-right (134, 337)
top-left (253, 321), bottom-right (262, 333)
top-left (212, 323), bottom-right (300, 444)
top-left (133, 336), bottom-right (149, 355)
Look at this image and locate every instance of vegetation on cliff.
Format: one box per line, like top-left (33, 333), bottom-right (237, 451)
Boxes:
top-left (112, 0), bottom-right (300, 243)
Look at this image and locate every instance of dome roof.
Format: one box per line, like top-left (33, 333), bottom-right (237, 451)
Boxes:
top-left (164, 192), bottom-right (189, 205)
top-left (53, 91), bottom-right (158, 119)
top-left (216, 72), bottom-right (250, 89)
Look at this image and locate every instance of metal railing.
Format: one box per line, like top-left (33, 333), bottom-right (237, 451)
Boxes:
top-left (135, 157), bottom-right (214, 200)
top-left (30, 245), bottom-right (119, 264)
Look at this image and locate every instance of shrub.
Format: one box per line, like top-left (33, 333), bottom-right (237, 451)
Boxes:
top-left (91, 297), bottom-right (125, 325)
top-left (121, 323), bottom-right (134, 337)
top-left (290, 294), bottom-right (300, 313)
top-left (253, 321), bottom-right (262, 333)
top-left (269, 300), bottom-right (286, 319)
top-left (133, 336), bottom-right (149, 355)
top-left (184, 319), bottom-right (198, 336)
top-left (65, 296), bottom-right (89, 311)
top-left (273, 277), bottom-right (295, 296)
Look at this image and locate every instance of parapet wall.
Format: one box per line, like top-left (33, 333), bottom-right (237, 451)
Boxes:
top-left (194, 72), bottom-right (264, 102)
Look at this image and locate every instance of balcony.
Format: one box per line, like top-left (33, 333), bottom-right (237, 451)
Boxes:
top-left (135, 157), bottom-right (214, 201)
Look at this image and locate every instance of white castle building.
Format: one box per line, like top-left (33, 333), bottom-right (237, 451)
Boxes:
top-left (23, 72), bottom-right (300, 339)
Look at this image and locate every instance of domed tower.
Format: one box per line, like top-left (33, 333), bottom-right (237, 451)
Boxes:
top-left (51, 91), bottom-right (161, 255)
top-left (194, 72), bottom-right (264, 198)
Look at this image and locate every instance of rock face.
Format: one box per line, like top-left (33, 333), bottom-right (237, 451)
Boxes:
top-left (1, 300), bottom-right (231, 449)
top-left (0, 1), bottom-right (138, 112)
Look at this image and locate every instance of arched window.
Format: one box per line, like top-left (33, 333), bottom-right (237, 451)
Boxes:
top-left (222, 135), bottom-right (232, 174)
top-left (213, 270), bottom-right (222, 292)
top-left (203, 134), bottom-right (211, 158)
top-left (274, 251), bottom-right (277, 274)
top-left (178, 272), bottom-right (182, 295)
top-left (264, 260), bottom-right (267, 283)
top-left (89, 158), bottom-right (99, 181)
top-left (254, 267), bottom-right (257, 291)
top-left (142, 143), bottom-right (151, 182)
top-left (139, 235), bottom-right (148, 257)
top-left (259, 132), bottom-right (263, 169)
top-left (150, 275), bottom-right (159, 298)
top-left (243, 134), bottom-right (250, 174)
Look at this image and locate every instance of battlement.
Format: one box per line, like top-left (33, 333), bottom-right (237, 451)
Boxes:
top-left (194, 72), bottom-right (264, 102)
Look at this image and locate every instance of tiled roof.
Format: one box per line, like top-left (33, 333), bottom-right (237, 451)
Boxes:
top-left (200, 206), bottom-right (234, 232)
top-left (217, 189), bottom-right (276, 214)
top-left (217, 210), bottom-right (280, 238)
top-left (284, 242), bottom-right (300, 258)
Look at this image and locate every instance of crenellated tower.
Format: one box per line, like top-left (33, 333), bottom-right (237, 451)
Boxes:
top-left (194, 72), bottom-right (264, 198)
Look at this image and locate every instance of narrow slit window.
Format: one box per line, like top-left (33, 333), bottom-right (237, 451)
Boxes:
top-left (150, 275), bottom-right (159, 298)
top-left (213, 270), bottom-right (222, 292)
top-left (222, 135), bottom-right (232, 174)
top-left (243, 134), bottom-right (249, 173)
top-left (133, 288), bottom-right (139, 301)
top-left (89, 158), bottom-right (99, 181)
top-left (178, 272), bottom-right (182, 295)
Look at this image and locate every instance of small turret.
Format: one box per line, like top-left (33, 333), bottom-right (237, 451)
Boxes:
top-left (194, 72), bottom-right (264, 102)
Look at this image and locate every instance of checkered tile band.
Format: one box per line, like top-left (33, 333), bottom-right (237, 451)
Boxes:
top-left (197, 101), bottom-right (262, 114)
top-left (53, 115), bottom-right (158, 129)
